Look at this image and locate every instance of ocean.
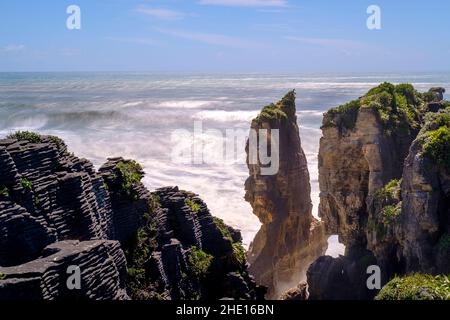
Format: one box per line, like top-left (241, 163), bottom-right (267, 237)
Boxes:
top-left (1, 72), bottom-right (449, 255)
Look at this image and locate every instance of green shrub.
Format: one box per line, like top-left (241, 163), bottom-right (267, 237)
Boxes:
top-left (232, 242), bottom-right (246, 266)
top-left (322, 99), bottom-right (360, 130)
top-left (382, 203), bottom-right (401, 224)
top-left (20, 178), bottom-right (33, 192)
top-left (256, 103), bottom-right (287, 122)
top-left (186, 197), bottom-right (201, 214)
top-left (374, 179), bottom-right (401, 201)
top-left (7, 131), bottom-right (43, 143)
top-left (0, 272), bottom-right (5, 280)
top-left (115, 160), bottom-right (143, 200)
top-left (421, 126), bottom-right (450, 171)
top-left (255, 90), bottom-right (296, 123)
top-left (213, 217), bottom-right (233, 241)
top-left (0, 186), bottom-right (9, 198)
top-left (188, 246), bottom-right (213, 278)
top-left (376, 274), bottom-right (450, 300)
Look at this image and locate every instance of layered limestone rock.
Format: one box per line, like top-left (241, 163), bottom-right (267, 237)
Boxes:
top-left (125, 186), bottom-right (264, 300)
top-left (245, 91), bottom-right (327, 298)
top-left (309, 84), bottom-right (450, 299)
top-left (0, 132), bottom-right (262, 300)
top-left (0, 240), bottom-right (128, 300)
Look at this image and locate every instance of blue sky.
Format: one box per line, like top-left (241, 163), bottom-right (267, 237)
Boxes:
top-left (1, 0), bottom-right (449, 72)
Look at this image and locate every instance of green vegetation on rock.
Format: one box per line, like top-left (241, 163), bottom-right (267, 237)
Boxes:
top-left (382, 203), bottom-right (402, 225)
top-left (186, 197), bottom-right (201, 214)
top-left (7, 131), bottom-right (43, 143)
top-left (20, 178), bottom-right (33, 192)
top-left (255, 90), bottom-right (296, 122)
top-left (374, 179), bottom-right (401, 202)
top-left (421, 126), bottom-right (450, 171)
top-left (232, 242), bottom-right (246, 267)
top-left (114, 160), bottom-right (143, 200)
top-left (376, 274), bottom-right (450, 300)
top-left (322, 99), bottom-right (360, 130)
top-left (323, 83), bottom-right (423, 133)
top-left (213, 217), bottom-right (233, 241)
top-left (0, 186), bottom-right (9, 198)
top-left (188, 246), bottom-right (213, 278)
top-left (0, 272), bottom-right (5, 280)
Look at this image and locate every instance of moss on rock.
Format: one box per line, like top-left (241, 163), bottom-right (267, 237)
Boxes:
top-left (255, 90), bottom-right (296, 123)
top-left (376, 274), bottom-right (450, 300)
top-left (322, 83), bottom-right (425, 133)
top-left (188, 246), bottom-right (214, 278)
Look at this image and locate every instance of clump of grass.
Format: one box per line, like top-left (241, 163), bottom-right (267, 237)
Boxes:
top-left (374, 179), bottom-right (401, 202)
top-left (255, 90), bottom-right (296, 122)
top-left (256, 103), bottom-right (288, 122)
top-left (188, 246), bottom-right (213, 278)
top-left (232, 242), bottom-right (246, 267)
top-left (186, 197), bottom-right (201, 214)
top-left (114, 160), bottom-right (143, 200)
top-left (20, 178), bottom-right (33, 192)
top-left (322, 99), bottom-right (360, 130)
top-left (323, 83), bottom-right (424, 134)
top-left (7, 131), bottom-right (43, 143)
top-left (0, 186), bottom-right (9, 198)
top-left (213, 217), bottom-right (233, 241)
top-left (421, 126), bottom-right (450, 171)
top-left (376, 274), bottom-right (450, 300)
top-left (382, 203), bottom-right (402, 225)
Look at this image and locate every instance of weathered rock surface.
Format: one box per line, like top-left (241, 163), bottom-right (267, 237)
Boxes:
top-left (245, 91), bottom-right (327, 298)
top-left (0, 240), bottom-right (128, 300)
top-left (309, 84), bottom-right (450, 299)
top-left (125, 186), bottom-right (264, 300)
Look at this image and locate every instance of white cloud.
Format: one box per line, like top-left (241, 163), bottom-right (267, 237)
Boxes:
top-left (198, 0), bottom-right (287, 7)
top-left (157, 28), bottom-right (259, 48)
top-left (136, 6), bottom-right (185, 20)
top-left (1, 44), bottom-right (25, 52)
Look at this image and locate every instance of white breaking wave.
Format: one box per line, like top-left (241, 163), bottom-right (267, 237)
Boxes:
top-left (193, 110), bottom-right (259, 123)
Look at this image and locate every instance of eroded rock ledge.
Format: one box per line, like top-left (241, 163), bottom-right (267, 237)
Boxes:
top-left (245, 91), bottom-right (328, 298)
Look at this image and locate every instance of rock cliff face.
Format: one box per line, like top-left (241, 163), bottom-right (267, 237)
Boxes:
top-left (308, 84), bottom-right (450, 299)
top-left (0, 132), bottom-right (261, 300)
top-left (245, 91), bottom-right (327, 298)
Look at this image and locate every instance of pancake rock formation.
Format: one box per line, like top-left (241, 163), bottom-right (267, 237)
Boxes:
top-left (0, 132), bottom-right (262, 300)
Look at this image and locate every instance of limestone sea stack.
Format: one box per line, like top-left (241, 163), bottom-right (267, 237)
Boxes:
top-left (245, 91), bottom-right (328, 298)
